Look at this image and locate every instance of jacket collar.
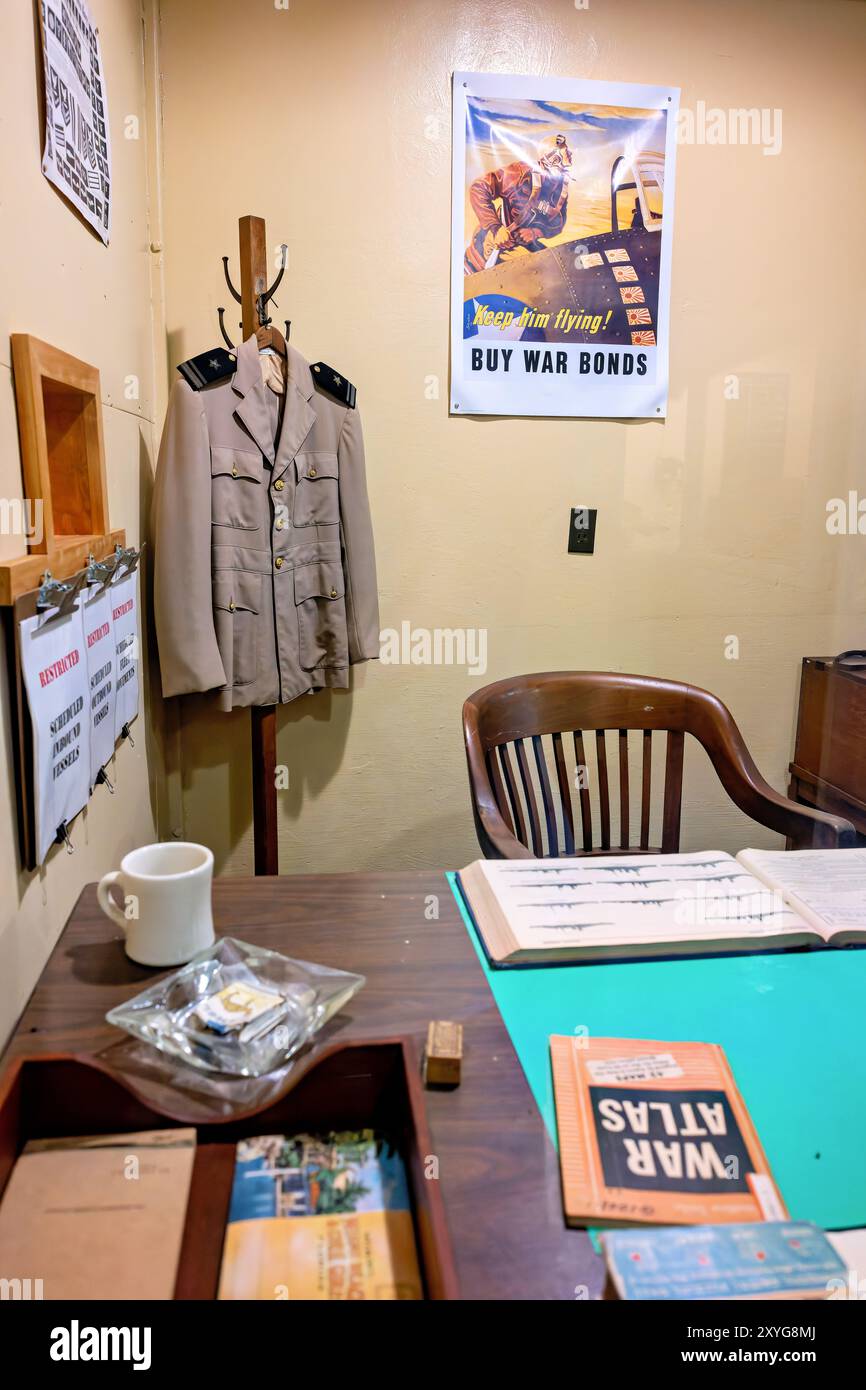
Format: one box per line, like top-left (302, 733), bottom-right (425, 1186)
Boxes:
top-left (231, 336), bottom-right (316, 471)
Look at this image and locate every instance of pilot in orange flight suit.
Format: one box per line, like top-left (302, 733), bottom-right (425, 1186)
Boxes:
top-left (464, 133), bottom-right (573, 274)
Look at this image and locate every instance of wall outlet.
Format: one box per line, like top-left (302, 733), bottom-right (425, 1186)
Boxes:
top-left (568, 507), bottom-right (597, 554)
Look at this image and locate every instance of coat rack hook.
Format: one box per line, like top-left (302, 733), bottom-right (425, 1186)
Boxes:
top-left (259, 243), bottom-right (287, 316)
top-left (255, 291), bottom-right (271, 329)
top-left (222, 255), bottom-right (242, 304)
top-left (217, 306), bottom-right (236, 350)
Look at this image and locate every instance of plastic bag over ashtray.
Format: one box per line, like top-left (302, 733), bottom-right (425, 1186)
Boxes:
top-left (106, 937), bottom-right (365, 1077)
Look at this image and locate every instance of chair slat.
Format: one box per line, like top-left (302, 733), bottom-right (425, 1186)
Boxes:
top-left (596, 729), bottom-right (611, 850)
top-left (498, 743), bottom-right (528, 849)
top-left (640, 730), bottom-right (652, 849)
top-left (662, 730), bottom-right (684, 851)
top-left (487, 749), bottom-right (514, 836)
top-left (515, 738), bottom-right (545, 856)
top-left (618, 729), bottom-right (629, 848)
top-left (552, 731), bottom-right (575, 855)
top-left (573, 730), bottom-right (593, 850)
top-left (465, 671), bottom-right (836, 862)
top-left (532, 734), bottom-right (559, 856)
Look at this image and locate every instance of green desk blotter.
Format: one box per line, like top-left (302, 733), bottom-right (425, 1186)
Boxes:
top-left (446, 872), bottom-right (866, 1231)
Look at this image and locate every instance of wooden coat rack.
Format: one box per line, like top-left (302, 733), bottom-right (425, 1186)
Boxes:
top-left (236, 214), bottom-right (278, 874)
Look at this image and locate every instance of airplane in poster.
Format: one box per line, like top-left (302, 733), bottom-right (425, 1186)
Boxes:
top-left (463, 150), bottom-right (664, 350)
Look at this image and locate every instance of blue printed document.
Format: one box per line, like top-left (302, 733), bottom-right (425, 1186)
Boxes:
top-left (602, 1221), bottom-right (848, 1300)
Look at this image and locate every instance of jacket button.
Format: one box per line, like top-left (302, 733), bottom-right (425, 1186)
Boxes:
top-left (330, 587), bottom-right (338, 598)
top-left (308, 467), bottom-right (317, 478)
top-left (274, 479), bottom-right (284, 491)
top-left (275, 557), bottom-right (284, 570)
top-left (275, 518), bottom-right (285, 530)
top-left (229, 598), bottom-right (236, 611)
top-left (231, 465), bottom-right (238, 477)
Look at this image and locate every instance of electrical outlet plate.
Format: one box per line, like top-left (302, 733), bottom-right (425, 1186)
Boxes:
top-left (568, 506), bottom-right (597, 554)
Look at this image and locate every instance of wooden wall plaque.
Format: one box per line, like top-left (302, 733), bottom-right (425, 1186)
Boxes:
top-left (1, 335), bottom-right (123, 605)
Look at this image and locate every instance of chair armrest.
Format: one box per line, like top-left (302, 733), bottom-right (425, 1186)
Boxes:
top-left (689, 690), bottom-right (856, 849)
top-left (470, 786), bottom-right (535, 859)
top-left (462, 704), bottom-right (534, 859)
top-left (723, 775), bottom-right (853, 848)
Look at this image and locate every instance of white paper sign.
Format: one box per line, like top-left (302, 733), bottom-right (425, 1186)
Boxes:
top-left (586, 1053), bottom-right (684, 1085)
top-left (451, 71), bottom-right (679, 418)
top-left (20, 606), bottom-right (91, 865)
top-left (83, 584), bottom-right (115, 784)
top-left (111, 571), bottom-right (139, 739)
top-left (38, 0), bottom-right (111, 244)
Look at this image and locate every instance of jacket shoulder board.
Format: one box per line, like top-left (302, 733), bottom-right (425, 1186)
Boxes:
top-left (177, 347), bottom-right (237, 391)
top-left (310, 362), bottom-right (356, 409)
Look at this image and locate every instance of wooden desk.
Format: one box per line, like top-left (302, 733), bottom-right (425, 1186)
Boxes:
top-left (2, 871), bottom-right (599, 1301)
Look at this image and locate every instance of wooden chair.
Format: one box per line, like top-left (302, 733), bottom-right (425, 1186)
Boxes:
top-left (462, 671), bottom-right (855, 859)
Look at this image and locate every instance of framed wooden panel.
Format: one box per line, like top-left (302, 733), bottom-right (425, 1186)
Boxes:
top-left (1, 335), bottom-right (121, 605)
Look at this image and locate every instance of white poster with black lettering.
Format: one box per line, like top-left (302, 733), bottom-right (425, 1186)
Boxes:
top-left (111, 570), bottom-right (139, 739)
top-left (20, 606), bottom-right (91, 866)
top-left (38, 0), bottom-right (112, 244)
top-left (83, 584), bottom-right (116, 785)
top-left (451, 71), bottom-right (679, 418)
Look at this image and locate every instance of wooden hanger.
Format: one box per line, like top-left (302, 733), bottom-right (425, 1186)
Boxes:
top-left (256, 319), bottom-right (287, 357)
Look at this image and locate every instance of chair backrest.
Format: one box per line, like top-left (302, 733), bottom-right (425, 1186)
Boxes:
top-left (465, 672), bottom-right (696, 857)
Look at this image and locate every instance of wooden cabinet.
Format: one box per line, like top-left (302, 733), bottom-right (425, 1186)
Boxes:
top-left (789, 658), bottom-right (866, 842)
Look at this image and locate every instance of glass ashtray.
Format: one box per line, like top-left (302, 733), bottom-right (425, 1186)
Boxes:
top-left (106, 937), bottom-right (365, 1077)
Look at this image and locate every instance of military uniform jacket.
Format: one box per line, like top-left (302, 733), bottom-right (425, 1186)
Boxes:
top-left (153, 336), bottom-right (379, 710)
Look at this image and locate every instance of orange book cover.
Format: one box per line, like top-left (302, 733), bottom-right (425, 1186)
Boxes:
top-left (550, 1037), bottom-right (788, 1228)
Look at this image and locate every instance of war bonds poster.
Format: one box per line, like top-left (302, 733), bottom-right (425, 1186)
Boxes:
top-left (450, 72), bottom-right (679, 419)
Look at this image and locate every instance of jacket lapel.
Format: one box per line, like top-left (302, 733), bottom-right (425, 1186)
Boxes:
top-left (273, 346), bottom-right (316, 484)
top-left (231, 335), bottom-right (276, 465)
top-left (231, 338), bottom-right (317, 477)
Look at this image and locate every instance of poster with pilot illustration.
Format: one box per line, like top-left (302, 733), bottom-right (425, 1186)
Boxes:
top-left (451, 72), bottom-right (679, 418)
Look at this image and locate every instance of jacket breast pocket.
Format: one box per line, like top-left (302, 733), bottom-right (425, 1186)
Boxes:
top-left (211, 447), bottom-right (263, 531)
top-left (294, 560), bottom-right (348, 670)
top-left (293, 453), bottom-right (339, 528)
top-left (213, 571), bottom-right (261, 687)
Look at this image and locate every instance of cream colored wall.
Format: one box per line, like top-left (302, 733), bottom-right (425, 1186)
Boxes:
top-left (153, 0), bottom-right (866, 876)
top-left (1, 0), bottom-right (863, 1048)
top-left (0, 0), bottom-right (161, 1044)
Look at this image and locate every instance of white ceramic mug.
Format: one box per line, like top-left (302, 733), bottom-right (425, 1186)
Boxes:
top-left (97, 841), bottom-right (216, 966)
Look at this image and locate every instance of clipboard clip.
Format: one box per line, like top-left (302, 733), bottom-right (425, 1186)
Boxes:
top-left (55, 821), bottom-right (75, 855)
top-left (86, 551), bottom-right (119, 591)
top-left (112, 543), bottom-right (143, 579)
top-left (37, 570), bottom-right (88, 623)
top-left (95, 766), bottom-right (115, 795)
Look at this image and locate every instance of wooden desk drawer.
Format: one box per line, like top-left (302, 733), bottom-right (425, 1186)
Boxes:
top-left (0, 1040), bottom-right (458, 1301)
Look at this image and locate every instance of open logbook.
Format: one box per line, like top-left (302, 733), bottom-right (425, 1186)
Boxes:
top-left (456, 848), bottom-right (866, 966)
